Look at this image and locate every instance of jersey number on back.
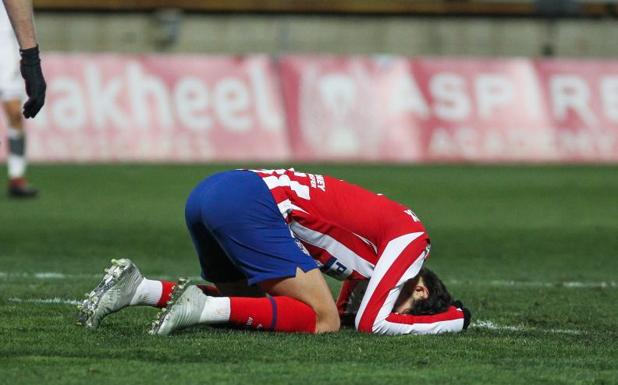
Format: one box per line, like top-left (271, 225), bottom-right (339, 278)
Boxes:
top-left (258, 169), bottom-right (325, 200)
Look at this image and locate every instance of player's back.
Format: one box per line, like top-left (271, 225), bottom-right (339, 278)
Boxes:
top-left (250, 168), bottom-right (428, 279)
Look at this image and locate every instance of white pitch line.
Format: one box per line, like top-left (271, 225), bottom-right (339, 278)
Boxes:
top-left (34, 272), bottom-right (71, 279)
top-left (472, 320), bottom-right (583, 335)
top-left (8, 297), bottom-right (81, 306)
top-left (447, 279), bottom-right (617, 289)
top-left (0, 272), bottom-right (100, 279)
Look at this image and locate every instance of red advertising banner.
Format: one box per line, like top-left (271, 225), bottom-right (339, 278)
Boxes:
top-left (1, 54), bottom-right (617, 163)
top-left (0, 54), bottom-right (289, 162)
top-left (280, 56), bottom-right (618, 162)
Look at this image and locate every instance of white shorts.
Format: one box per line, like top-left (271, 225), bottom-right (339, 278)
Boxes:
top-left (0, 32), bottom-right (25, 102)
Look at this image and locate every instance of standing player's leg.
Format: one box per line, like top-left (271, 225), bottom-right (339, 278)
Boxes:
top-left (1, 30), bottom-right (37, 198)
top-left (3, 98), bottom-right (37, 198)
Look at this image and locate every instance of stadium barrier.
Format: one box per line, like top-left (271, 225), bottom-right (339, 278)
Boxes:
top-left (1, 54), bottom-right (617, 163)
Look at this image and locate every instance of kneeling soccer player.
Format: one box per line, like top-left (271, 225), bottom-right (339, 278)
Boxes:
top-left (77, 168), bottom-right (471, 335)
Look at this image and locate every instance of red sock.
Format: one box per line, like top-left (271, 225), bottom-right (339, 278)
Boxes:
top-left (197, 284), bottom-right (222, 297)
top-left (229, 296), bottom-right (316, 333)
top-left (156, 280), bottom-right (176, 308)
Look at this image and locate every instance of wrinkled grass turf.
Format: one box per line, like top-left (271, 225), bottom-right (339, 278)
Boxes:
top-left (1, 164), bottom-right (617, 385)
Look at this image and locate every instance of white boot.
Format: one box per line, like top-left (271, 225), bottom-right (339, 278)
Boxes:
top-left (77, 258), bottom-right (144, 329)
top-left (149, 280), bottom-right (207, 336)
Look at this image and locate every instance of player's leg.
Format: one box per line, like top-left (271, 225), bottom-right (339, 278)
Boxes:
top-left (77, 214), bottom-right (262, 330)
top-left (151, 170), bottom-right (338, 335)
top-left (74, 258), bottom-right (254, 330)
top-left (77, 258), bottom-right (177, 329)
top-left (151, 270), bottom-right (339, 335)
top-left (195, 269), bottom-right (338, 334)
top-left (258, 268), bottom-right (340, 333)
top-left (78, 185), bottom-right (256, 329)
top-left (199, 170), bottom-right (337, 332)
top-left (3, 98), bottom-right (37, 198)
top-left (210, 170), bottom-right (339, 332)
top-left (1, 31), bottom-right (38, 198)
top-left (151, 274), bottom-right (330, 336)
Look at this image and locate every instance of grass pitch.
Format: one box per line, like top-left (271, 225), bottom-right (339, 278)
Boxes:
top-left (1, 164), bottom-right (617, 385)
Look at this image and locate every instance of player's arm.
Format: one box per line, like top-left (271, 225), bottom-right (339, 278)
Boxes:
top-left (354, 232), bottom-right (465, 335)
top-left (3, 0), bottom-right (45, 118)
top-left (3, 0), bottom-right (37, 48)
top-left (379, 305), bottom-right (467, 335)
top-left (336, 279), bottom-right (366, 327)
top-left (340, 276), bottom-right (466, 335)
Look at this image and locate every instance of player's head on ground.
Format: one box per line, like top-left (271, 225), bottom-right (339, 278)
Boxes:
top-left (393, 267), bottom-right (453, 315)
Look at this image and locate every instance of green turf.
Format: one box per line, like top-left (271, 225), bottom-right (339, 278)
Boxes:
top-left (1, 164), bottom-right (617, 385)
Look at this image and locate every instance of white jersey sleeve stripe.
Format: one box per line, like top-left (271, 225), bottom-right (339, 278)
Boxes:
top-left (277, 199), bottom-right (293, 218)
top-left (355, 232), bottom-right (424, 329)
top-left (372, 247), bottom-right (431, 330)
top-left (396, 243), bottom-right (430, 288)
top-left (367, 247), bottom-right (427, 334)
top-left (289, 221), bottom-right (375, 278)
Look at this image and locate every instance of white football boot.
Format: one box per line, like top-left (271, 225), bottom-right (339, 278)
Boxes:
top-left (149, 279), bottom-right (206, 336)
top-left (77, 258), bottom-right (144, 329)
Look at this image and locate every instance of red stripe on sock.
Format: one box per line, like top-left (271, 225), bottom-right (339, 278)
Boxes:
top-left (156, 280), bottom-right (176, 308)
top-left (229, 296), bottom-right (316, 333)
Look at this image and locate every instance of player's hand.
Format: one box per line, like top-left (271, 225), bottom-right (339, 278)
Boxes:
top-left (452, 300), bottom-right (472, 330)
top-left (19, 45), bottom-right (46, 118)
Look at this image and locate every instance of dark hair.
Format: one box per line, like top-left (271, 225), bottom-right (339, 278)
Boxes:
top-left (409, 267), bottom-right (453, 315)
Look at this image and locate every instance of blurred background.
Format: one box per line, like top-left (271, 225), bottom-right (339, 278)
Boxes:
top-left (3, 0), bottom-right (618, 164)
